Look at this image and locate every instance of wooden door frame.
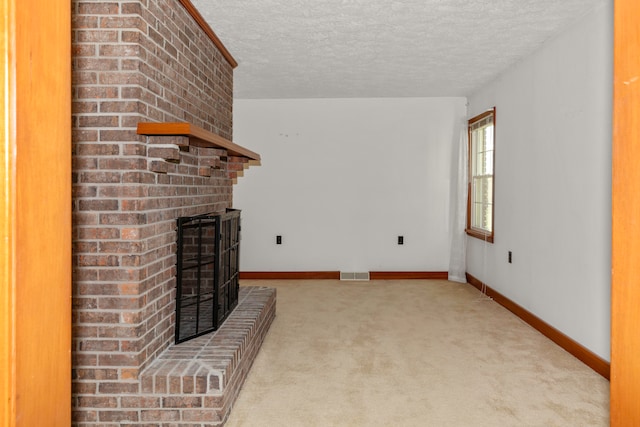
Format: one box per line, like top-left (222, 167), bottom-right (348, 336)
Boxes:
top-left (611, 0), bottom-right (640, 424)
top-left (1, 0), bottom-right (15, 423)
top-left (0, 0), bottom-right (71, 425)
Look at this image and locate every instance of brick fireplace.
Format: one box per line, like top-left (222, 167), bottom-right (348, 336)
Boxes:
top-left (71, 0), bottom-right (273, 424)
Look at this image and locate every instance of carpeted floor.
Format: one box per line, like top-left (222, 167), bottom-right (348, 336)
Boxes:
top-left (226, 280), bottom-right (609, 426)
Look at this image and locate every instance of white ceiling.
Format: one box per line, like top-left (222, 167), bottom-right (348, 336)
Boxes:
top-left (191, 0), bottom-right (606, 99)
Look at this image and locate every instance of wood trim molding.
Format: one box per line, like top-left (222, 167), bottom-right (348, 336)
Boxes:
top-left (611, 0), bottom-right (640, 422)
top-left (240, 271), bottom-right (341, 280)
top-left (465, 273), bottom-right (610, 380)
top-left (0, 1), bottom-right (14, 422)
top-left (465, 226), bottom-right (495, 243)
top-left (240, 271), bottom-right (449, 280)
top-left (2, 0), bottom-right (72, 424)
top-left (369, 271), bottom-right (448, 280)
top-left (137, 122), bottom-right (261, 161)
top-left (178, 0), bottom-right (238, 68)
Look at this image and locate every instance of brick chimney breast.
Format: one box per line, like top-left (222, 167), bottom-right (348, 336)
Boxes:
top-left (71, 0), bottom-right (242, 424)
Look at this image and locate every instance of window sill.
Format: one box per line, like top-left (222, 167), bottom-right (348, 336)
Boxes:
top-left (466, 228), bottom-right (494, 243)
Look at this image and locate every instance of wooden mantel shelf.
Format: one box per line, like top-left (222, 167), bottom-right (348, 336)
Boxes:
top-left (137, 122), bottom-right (261, 162)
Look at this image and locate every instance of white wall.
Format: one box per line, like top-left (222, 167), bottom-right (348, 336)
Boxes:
top-left (466, 2), bottom-right (613, 360)
top-left (233, 97), bottom-right (466, 272)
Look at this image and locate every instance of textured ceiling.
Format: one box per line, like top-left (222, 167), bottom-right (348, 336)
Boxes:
top-left (191, 0), bottom-right (606, 99)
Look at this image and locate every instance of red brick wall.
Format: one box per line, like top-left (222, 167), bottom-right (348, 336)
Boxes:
top-left (71, 0), bottom-right (235, 422)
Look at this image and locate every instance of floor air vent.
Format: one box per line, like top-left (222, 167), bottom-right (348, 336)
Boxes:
top-left (340, 272), bottom-right (370, 281)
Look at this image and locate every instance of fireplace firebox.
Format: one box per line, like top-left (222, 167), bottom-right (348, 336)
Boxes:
top-left (175, 209), bottom-right (241, 343)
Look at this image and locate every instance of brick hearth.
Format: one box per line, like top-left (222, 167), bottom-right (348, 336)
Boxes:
top-left (85, 286), bottom-right (276, 425)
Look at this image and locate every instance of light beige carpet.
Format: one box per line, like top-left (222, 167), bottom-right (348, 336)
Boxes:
top-left (227, 280), bottom-right (608, 426)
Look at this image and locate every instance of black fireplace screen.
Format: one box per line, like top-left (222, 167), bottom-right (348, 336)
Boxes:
top-left (175, 209), bottom-right (241, 344)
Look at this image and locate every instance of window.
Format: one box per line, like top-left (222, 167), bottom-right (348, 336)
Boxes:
top-left (467, 108), bottom-right (495, 242)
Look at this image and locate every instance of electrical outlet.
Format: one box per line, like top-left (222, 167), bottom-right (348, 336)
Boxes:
top-left (398, 236), bottom-right (404, 245)
top-left (276, 235), bottom-right (282, 245)
top-left (508, 251), bottom-right (512, 263)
